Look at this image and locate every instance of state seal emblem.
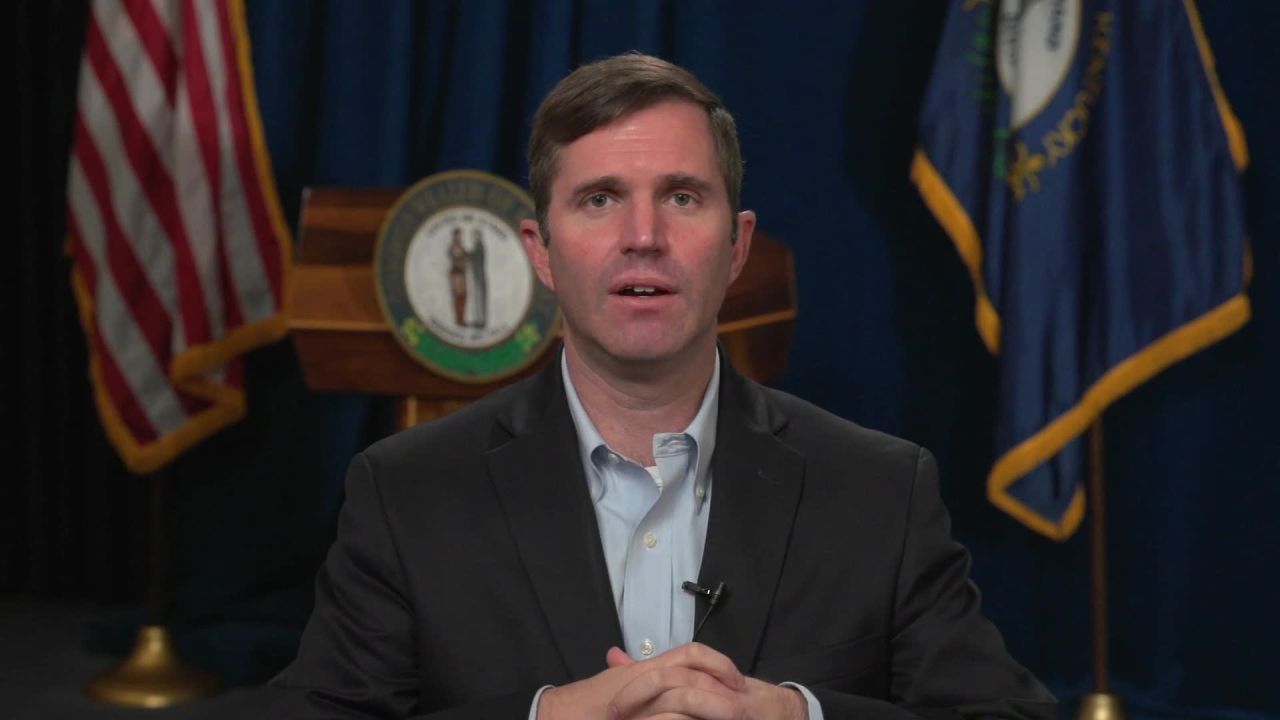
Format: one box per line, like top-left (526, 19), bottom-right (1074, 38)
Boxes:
top-left (997, 0), bottom-right (1083, 129)
top-left (374, 170), bottom-right (560, 383)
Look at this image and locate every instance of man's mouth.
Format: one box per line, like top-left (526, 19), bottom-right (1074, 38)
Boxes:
top-left (616, 285), bottom-right (672, 297)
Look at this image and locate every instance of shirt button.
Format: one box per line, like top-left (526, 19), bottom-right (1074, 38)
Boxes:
top-left (643, 532), bottom-right (657, 549)
top-left (695, 485), bottom-right (705, 499)
top-left (640, 639), bottom-right (654, 656)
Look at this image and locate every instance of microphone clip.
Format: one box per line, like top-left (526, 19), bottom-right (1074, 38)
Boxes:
top-left (682, 580), bottom-right (728, 640)
top-left (681, 580), bottom-right (727, 607)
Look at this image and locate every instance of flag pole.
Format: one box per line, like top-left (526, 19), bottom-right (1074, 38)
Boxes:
top-left (1076, 418), bottom-right (1126, 720)
top-left (85, 469), bottom-right (218, 707)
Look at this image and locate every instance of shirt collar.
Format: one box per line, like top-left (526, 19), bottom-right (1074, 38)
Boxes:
top-left (562, 350), bottom-right (719, 509)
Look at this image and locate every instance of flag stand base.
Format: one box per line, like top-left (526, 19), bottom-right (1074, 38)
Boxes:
top-left (87, 472), bottom-right (218, 707)
top-left (86, 625), bottom-right (218, 708)
top-left (1075, 692), bottom-right (1126, 720)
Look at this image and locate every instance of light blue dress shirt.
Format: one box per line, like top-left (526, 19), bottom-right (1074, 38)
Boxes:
top-left (529, 352), bottom-right (822, 719)
top-left (563, 352), bottom-right (718, 661)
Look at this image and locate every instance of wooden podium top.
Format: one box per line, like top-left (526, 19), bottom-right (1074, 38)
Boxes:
top-left (288, 187), bottom-right (796, 399)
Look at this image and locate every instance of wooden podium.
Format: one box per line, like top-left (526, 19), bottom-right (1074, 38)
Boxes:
top-left (288, 187), bottom-right (797, 429)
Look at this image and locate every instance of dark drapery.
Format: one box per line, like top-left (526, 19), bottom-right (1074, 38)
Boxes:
top-left (10, 0), bottom-right (148, 604)
top-left (12, 1), bottom-right (1278, 717)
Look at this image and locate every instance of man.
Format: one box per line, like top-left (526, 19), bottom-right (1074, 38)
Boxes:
top-left (271, 53), bottom-right (1055, 720)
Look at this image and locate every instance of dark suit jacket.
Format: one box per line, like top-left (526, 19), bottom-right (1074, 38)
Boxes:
top-left (270, 354), bottom-right (1056, 719)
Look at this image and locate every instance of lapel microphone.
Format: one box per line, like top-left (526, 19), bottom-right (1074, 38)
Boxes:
top-left (681, 580), bottom-right (727, 640)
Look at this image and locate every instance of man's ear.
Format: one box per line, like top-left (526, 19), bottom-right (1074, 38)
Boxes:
top-left (520, 218), bottom-right (555, 291)
top-left (728, 210), bottom-right (756, 286)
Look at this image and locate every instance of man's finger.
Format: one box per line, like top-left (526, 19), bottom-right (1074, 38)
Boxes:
top-left (652, 643), bottom-right (745, 691)
top-left (613, 685), bottom-right (742, 720)
top-left (610, 666), bottom-right (739, 720)
top-left (606, 646), bottom-right (635, 668)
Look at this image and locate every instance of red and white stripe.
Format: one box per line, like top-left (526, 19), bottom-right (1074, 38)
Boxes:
top-left (66, 0), bottom-right (290, 474)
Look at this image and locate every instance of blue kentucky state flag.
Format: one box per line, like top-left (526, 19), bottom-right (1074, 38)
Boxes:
top-left (912, 0), bottom-right (1250, 540)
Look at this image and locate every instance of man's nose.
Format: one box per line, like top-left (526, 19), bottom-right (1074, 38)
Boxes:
top-left (620, 199), bottom-right (666, 254)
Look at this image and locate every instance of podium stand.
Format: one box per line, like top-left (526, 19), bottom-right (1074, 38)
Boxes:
top-left (288, 187), bottom-right (797, 428)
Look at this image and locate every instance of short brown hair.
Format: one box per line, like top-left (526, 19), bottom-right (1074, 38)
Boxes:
top-left (527, 52), bottom-right (743, 241)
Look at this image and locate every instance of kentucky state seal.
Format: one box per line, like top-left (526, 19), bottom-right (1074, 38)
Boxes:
top-left (374, 170), bottom-right (560, 383)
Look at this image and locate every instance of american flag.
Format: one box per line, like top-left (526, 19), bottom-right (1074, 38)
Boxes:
top-left (65, 0), bottom-right (291, 475)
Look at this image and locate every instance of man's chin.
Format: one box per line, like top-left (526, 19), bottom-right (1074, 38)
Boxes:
top-left (568, 338), bottom-right (671, 368)
top-left (563, 324), bottom-right (716, 375)
top-left (598, 343), bottom-right (676, 366)
top-left (597, 338), bottom-right (716, 374)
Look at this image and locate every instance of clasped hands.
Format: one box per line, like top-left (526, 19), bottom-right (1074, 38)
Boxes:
top-left (538, 642), bottom-right (807, 720)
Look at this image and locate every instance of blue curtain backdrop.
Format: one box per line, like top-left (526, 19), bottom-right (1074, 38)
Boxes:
top-left (188, 1), bottom-right (1278, 717)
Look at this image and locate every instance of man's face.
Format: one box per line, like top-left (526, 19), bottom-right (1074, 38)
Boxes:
top-left (521, 100), bottom-right (754, 371)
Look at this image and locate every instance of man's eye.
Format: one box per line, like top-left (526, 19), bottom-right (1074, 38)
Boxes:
top-left (586, 193), bottom-right (611, 208)
top-left (671, 192), bottom-right (695, 207)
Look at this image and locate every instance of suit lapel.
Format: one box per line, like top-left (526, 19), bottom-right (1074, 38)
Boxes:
top-left (695, 361), bottom-right (804, 674)
top-left (487, 359), bottom-right (624, 680)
